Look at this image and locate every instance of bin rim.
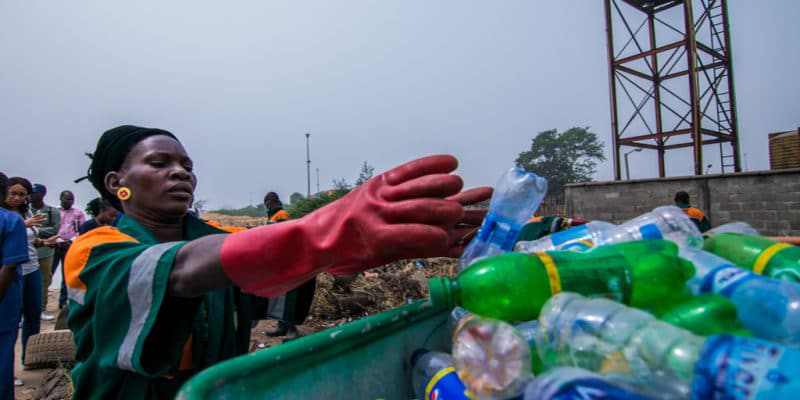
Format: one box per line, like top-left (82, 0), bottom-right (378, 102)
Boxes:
top-left (177, 286), bottom-right (451, 400)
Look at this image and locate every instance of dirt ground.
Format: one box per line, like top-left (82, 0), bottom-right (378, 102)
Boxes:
top-left (15, 254), bottom-right (457, 399)
top-left (14, 289), bottom-right (59, 400)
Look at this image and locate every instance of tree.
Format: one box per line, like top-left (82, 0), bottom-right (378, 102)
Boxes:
top-left (354, 161), bottom-right (375, 186)
top-left (193, 199), bottom-right (208, 215)
top-left (515, 127), bottom-right (605, 196)
top-left (289, 192), bottom-right (305, 204)
top-left (332, 178), bottom-right (351, 192)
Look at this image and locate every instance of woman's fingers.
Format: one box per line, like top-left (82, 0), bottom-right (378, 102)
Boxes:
top-left (383, 155), bottom-right (459, 186)
top-left (382, 174), bottom-right (463, 202)
top-left (375, 224), bottom-right (452, 260)
top-left (447, 186), bottom-right (493, 206)
top-left (382, 198), bottom-right (464, 226)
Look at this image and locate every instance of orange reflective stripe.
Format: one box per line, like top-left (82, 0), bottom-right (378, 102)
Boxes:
top-left (753, 243), bottom-right (793, 275)
top-left (65, 226), bottom-right (139, 292)
top-left (270, 210), bottom-right (290, 223)
top-left (683, 207), bottom-right (706, 220)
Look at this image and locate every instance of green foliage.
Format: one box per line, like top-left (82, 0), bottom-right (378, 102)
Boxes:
top-left (355, 161), bottom-right (375, 186)
top-left (332, 178), bottom-right (351, 191)
top-left (289, 192), bottom-right (305, 204)
top-left (211, 203), bottom-right (267, 217)
top-left (286, 188), bottom-right (349, 219)
top-left (515, 127), bottom-right (605, 196)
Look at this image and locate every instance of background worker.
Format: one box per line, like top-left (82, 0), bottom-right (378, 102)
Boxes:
top-left (674, 191), bottom-right (711, 233)
top-left (79, 197), bottom-right (119, 235)
top-left (0, 172), bottom-right (31, 399)
top-left (65, 125), bottom-right (491, 398)
top-left (29, 184), bottom-right (60, 322)
top-left (55, 190), bottom-right (85, 310)
top-left (2, 177), bottom-right (46, 373)
top-left (262, 192), bottom-right (313, 339)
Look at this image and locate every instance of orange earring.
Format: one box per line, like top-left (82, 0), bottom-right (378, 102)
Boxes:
top-left (117, 187), bottom-right (132, 201)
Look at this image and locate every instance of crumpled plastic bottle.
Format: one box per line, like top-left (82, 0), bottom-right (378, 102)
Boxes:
top-left (459, 167), bottom-right (547, 270)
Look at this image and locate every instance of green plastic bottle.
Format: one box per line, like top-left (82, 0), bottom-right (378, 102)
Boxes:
top-left (659, 293), bottom-right (751, 336)
top-left (429, 240), bottom-right (694, 322)
top-left (704, 233), bottom-right (800, 282)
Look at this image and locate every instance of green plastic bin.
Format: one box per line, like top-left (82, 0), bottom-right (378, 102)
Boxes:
top-left (177, 280), bottom-right (456, 399)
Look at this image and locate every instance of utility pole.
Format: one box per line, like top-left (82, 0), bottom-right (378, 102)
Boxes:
top-left (316, 167), bottom-right (320, 194)
top-left (305, 133), bottom-right (311, 198)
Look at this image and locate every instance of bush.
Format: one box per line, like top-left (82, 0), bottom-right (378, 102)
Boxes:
top-left (286, 189), bottom-right (350, 219)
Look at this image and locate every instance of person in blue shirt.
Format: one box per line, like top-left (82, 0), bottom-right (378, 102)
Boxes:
top-left (0, 172), bottom-right (31, 400)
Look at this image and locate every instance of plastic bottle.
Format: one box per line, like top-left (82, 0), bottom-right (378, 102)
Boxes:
top-left (658, 293), bottom-right (748, 336)
top-left (594, 206), bottom-right (703, 249)
top-left (514, 221), bottom-right (616, 253)
top-left (681, 247), bottom-right (800, 345)
top-left (459, 167), bottom-right (547, 269)
top-left (704, 233), bottom-right (800, 282)
top-left (537, 293), bottom-right (800, 399)
top-left (452, 317), bottom-right (532, 399)
top-left (522, 367), bottom-right (655, 400)
top-left (410, 350), bottom-right (473, 400)
top-left (705, 221), bottom-right (759, 236)
top-left (430, 240), bottom-right (694, 322)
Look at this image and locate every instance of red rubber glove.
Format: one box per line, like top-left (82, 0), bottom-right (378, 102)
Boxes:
top-left (220, 155), bottom-right (492, 297)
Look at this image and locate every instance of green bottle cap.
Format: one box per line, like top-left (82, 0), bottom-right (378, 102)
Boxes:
top-left (427, 277), bottom-right (456, 309)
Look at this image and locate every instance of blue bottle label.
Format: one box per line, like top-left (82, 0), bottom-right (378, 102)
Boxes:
top-left (477, 212), bottom-right (522, 251)
top-left (638, 224), bottom-right (663, 240)
top-left (699, 265), bottom-right (758, 297)
top-left (550, 378), bottom-right (649, 400)
top-left (550, 225), bottom-right (594, 252)
top-left (551, 225), bottom-right (590, 245)
top-left (425, 367), bottom-right (473, 400)
top-left (693, 335), bottom-right (800, 399)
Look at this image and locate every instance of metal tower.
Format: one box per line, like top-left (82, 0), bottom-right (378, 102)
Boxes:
top-left (604, 0), bottom-right (740, 179)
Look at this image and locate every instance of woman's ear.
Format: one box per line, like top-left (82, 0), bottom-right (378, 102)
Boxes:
top-left (105, 171), bottom-right (123, 195)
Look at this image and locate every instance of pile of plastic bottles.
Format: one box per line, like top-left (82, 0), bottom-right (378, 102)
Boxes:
top-left (409, 168), bottom-right (800, 399)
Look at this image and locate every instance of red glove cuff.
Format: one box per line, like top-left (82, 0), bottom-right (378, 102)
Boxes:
top-left (220, 220), bottom-right (323, 297)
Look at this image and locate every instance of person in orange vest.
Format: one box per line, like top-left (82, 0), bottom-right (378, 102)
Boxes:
top-left (674, 191), bottom-right (711, 233)
top-left (264, 192), bottom-right (290, 223)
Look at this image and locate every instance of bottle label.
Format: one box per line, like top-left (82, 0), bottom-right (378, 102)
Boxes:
top-left (693, 335), bottom-right (800, 400)
top-left (550, 226), bottom-right (594, 252)
top-left (425, 367), bottom-right (474, 400)
top-left (753, 243), bottom-right (793, 275)
top-left (638, 224), bottom-right (663, 240)
top-left (551, 225), bottom-right (589, 245)
top-left (550, 378), bottom-right (649, 400)
top-left (477, 212), bottom-right (522, 251)
top-left (699, 264), bottom-right (758, 297)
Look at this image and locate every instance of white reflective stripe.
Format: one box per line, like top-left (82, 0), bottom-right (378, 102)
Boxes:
top-left (67, 287), bottom-right (85, 305)
top-left (116, 242), bottom-right (180, 372)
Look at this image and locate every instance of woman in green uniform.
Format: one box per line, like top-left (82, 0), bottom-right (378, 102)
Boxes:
top-left (65, 125), bottom-right (491, 399)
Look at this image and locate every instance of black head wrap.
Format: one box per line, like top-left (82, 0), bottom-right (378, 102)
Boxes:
top-left (77, 125), bottom-right (178, 209)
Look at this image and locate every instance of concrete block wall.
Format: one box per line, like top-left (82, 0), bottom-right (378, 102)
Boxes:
top-left (565, 168), bottom-right (800, 236)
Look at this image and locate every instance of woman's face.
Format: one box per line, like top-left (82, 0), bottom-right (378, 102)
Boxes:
top-left (5, 184), bottom-right (29, 210)
top-left (109, 135), bottom-right (197, 219)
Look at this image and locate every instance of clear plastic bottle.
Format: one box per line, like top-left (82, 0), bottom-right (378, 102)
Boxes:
top-left (459, 167), bottom-right (547, 270)
top-left (514, 221), bottom-right (616, 253)
top-left (538, 292), bottom-right (800, 399)
top-left (595, 206), bottom-right (703, 249)
top-left (705, 221), bottom-right (759, 236)
top-left (521, 367), bottom-right (655, 400)
top-left (410, 350), bottom-right (472, 400)
top-left (681, 247), bottom-right (800, 345)
top-left (452, 316), bottom-right (532, 399)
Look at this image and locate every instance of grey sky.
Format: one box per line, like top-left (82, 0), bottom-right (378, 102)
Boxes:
top-left (1, 1), bottom-right (797, 210)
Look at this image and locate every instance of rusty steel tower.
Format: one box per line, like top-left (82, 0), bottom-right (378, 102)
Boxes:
top-left (604, 0), bottom-right (740, 179)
